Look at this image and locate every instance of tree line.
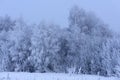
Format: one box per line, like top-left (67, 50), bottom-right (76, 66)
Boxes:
top-left (0, 6), bottom-right (120, 76)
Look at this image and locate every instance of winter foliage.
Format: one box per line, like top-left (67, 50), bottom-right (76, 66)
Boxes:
top-left (0, 6), bottom-right (120, 77)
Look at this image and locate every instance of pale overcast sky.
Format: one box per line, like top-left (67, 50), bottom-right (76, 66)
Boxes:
top-left (0, 0), bottom-right (120, 33)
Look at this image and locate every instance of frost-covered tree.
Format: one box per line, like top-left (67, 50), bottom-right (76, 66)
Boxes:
top-left (101, 38), bottom-right (120, 76)
top-left (9, 18), bottom-right (33, 72)
top-left (0, 16), bottom-right (15, 71)
top-left (68, 6), bottom-right (113, 75)
top-left (31, 22), bottom-right (61, 72)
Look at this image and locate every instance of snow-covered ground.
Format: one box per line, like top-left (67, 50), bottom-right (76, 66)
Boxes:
top-left (0, 72), bottom-right (119, 80)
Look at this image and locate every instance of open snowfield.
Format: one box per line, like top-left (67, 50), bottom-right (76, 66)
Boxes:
top-left (0, 72), bottom-right (119, 80)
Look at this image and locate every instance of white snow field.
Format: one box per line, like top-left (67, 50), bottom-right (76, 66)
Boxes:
top-left (0, 72), bottom-right (119, 80)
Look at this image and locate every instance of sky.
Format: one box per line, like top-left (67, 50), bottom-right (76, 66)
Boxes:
top-left (0, 0), bottom-right (120, 33)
